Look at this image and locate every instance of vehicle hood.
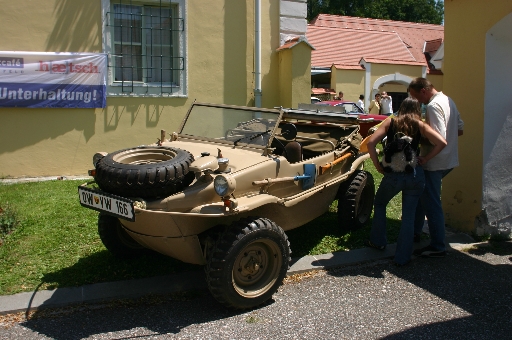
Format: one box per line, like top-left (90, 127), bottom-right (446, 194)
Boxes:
top-left (161, 139), bottom-right (269, 172)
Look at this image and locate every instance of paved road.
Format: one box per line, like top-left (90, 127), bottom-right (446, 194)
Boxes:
top-left (1, 241), bottom-right (511, 339)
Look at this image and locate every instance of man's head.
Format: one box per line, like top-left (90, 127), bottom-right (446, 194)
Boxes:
top-left (359, 94), bottom-right (364, 100)
top-left (408, 77), bottom-right (436, 104)
top-left (375, 93), bottom-right (381, 101)
top-left (380, 91), bottom-right (388, 98)
top-left (338, 91), bottom-right (344, 97)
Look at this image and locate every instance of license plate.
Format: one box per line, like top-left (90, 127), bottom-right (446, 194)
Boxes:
top-left (78, 186), bottom-right (135, 221)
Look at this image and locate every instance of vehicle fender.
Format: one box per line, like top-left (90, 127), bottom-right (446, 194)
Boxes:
top-left (351, 152), bottom-right (371, 171)
top-left (189, 155), bottom-right (219, 173)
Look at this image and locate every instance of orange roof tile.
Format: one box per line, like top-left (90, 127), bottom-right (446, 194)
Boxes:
top-left (427, 68), bottom-right (443, 75)
top-left (360, 57), bottom-right (425, 66)
top-left (424, 38), bottom-right (443, 53)
top-left (307, 25), bottom-right (416, 68)
top-left (333, 64), bottom-right (365, 70)
top-left (277, 36), bottom-right (315, 51)
top-left (309, 14), bottom-right (444, 68)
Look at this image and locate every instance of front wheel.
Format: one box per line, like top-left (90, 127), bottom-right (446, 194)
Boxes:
top-left (337, 170), bottom-right (375, 230)
top-left (205, 217), bottom-right (291, 309)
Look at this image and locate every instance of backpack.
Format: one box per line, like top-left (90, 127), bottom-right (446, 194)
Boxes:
top-left (381, 132), bottom-right (418, 173)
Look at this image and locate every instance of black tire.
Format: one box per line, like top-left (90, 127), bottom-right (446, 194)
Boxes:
top-left (205, 217), bottom-right (291, 309)
top-left (337, 170), bottom-right (375, 230)
top-left (94, 146), bottom-right (195, 199)
top-left (98, 214), bottom-right (147, 259)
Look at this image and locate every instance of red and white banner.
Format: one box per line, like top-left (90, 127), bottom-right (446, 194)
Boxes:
top-left (0, 52), bottom-right (107, 108)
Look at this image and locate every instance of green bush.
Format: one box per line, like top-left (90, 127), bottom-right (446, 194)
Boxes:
top-left (0, 203), bottom-right (20, 245)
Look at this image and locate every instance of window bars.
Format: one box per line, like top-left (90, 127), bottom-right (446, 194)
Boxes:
top-left (106, 0), bottom-right (184, 94)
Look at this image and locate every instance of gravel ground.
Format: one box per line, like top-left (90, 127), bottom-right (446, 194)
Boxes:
top-left (1, 242), bottom-right (511, 339)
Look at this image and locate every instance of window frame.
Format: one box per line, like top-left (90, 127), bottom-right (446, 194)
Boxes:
top-left (101, 0), bottom-right (187, 97)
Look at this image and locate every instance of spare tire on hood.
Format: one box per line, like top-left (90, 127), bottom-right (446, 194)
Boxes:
top-left (94, 146), bottom-right (195, 199)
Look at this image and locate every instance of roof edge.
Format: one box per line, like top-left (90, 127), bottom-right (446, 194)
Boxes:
top-left (359, 57), bottom-right (426, 66)
top-left (277, 36), bottom-right (315, 52)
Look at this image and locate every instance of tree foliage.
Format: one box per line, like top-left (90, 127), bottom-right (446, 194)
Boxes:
top-left (307, 0), bottom-right (444, 25)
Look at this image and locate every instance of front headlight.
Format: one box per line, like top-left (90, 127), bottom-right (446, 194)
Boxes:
top-left (214, 174), bottom-right (236, 197)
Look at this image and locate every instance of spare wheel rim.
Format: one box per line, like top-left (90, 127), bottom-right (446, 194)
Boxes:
top-left (112, 148), bottom-right (178, 165)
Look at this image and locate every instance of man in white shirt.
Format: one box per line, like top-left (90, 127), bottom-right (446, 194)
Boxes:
top-left (408, 77), bottom-right (464, 258)
top-left (357, 94), bottom-right (365, 111)
top-left (380, 92), bottom-right (393, 114)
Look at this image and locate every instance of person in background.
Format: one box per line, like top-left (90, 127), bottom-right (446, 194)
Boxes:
top-left (365, 97), bottom-right (447, 266)
top-left (336, 91), bottom-right (344, 100)
top-left (358, 94), bottom-right (365, 111)
top-left (368, 93), bottom-right (381, 114)
top-left (408, 77), bottom-right (464, 257)
top-left (380, 91), bottom-right (393, 114)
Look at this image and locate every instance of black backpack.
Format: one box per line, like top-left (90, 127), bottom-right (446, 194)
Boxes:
top-left (381, 131), bottom-right (418, 173)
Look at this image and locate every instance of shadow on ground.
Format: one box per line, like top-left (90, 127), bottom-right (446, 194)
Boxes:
top-left (20, 242), bottom-right (511, 339)
top-left (328, 241), bottom-right (512, 339)
top-left (21, 290), bottom-right (268, 339)
top-left (40, 250), bottom-right (200, 291)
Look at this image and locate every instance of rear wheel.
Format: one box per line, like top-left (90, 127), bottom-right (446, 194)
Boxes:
top-left (205, 217), bottom-right (291, 309)
top-left (337, 170), bottom-right (375, 230)
top-left (98, 214), bottom-right (147, 259)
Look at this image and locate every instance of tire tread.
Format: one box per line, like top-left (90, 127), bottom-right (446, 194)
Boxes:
top-left (204, 217), bottom-right (291, 309)
top-left (95, 146), bottom-right (194, 198)
top-left (337, 170), bottom-right (375, 230)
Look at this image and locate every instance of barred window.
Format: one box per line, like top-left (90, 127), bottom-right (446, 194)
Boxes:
top-left (102, 0), bottom-right (186, 96)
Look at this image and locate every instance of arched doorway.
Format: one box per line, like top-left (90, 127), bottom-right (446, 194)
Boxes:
top-left (372, 73), bottom-right (413, 112)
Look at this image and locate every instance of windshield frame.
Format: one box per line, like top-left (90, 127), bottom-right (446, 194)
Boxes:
top-left (178, 102), bottom-right (283, 149)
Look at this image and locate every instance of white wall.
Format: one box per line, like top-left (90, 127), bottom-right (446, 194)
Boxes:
top-left (482, 12), bottom-right (512, 236)
top-left (279, 0), bottom-right (307, 45)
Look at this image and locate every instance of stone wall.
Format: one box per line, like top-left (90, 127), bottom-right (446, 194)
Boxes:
top-left (280, 0), bottom-right (307, 46)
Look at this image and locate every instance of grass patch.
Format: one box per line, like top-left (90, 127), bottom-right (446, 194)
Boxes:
top-left (472, 232), bottom-right (510, 243)
top-left (0, 180), bottom-right (199, 295)
top-left (0, 160), bottom-right (402, 295)
top-left (245, 315), bottom-right (262, 323)
top-left (0, 203), bottom-right (20, 245)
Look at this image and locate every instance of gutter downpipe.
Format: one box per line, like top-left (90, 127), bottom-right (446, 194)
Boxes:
top-left (254, 0), bottom-right (262, 108)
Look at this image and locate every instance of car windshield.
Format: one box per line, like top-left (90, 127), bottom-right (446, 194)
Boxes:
top-left (180, 104), bottom-right (280, 147)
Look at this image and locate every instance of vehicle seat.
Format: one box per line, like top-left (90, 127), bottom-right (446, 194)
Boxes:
top-left (284, 141), bottom-right (302, 163)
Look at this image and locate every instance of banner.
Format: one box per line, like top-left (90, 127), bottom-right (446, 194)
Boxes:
top-left (0, 52), bottom-right (107, 108)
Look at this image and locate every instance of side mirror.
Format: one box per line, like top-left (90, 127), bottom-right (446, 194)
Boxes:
top-left (280, 123), bottom-right (297, 140)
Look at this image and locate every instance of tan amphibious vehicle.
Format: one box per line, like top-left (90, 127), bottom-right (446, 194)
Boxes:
top-left (78, 102), bottom-right (375, 309)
